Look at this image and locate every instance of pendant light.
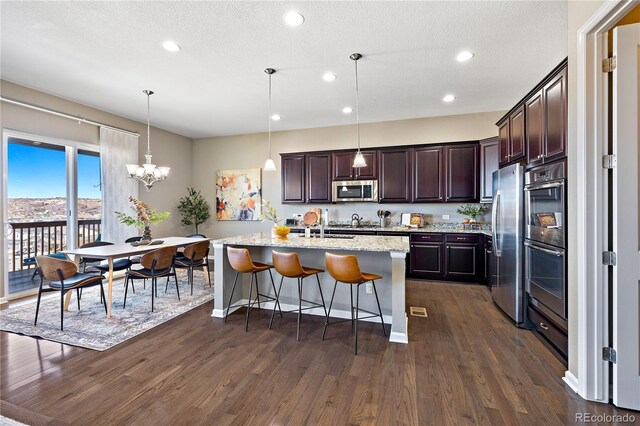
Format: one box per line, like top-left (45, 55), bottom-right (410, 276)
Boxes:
top-left (350, 53), bottom-right (367, 168)
top-left (263, 68), bottom-right (277, 172)
top-left (125, 90), bottom-right (170, 191)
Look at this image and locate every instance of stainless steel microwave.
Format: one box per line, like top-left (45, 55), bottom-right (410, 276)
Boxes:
top-left (332, 180), bottom-right (378, 202)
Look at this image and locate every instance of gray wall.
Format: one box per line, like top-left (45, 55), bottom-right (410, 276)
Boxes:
top-left (192, 111), bottom-right (504, 239)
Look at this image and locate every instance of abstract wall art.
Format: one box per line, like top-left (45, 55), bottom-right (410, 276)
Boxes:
top-left (216, 168), bottom-right (262, 221)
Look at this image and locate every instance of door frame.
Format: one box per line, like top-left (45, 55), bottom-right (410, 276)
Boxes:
top-left (572, 0), bottom-right (638, 403)
top-left (1, 129), bottom-right (98, 302)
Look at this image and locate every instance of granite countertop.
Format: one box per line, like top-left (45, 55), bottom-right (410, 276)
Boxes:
top-left (211, 232), bottom-right (410, 253)
top-left (290, 225), bottom-right (492, 237)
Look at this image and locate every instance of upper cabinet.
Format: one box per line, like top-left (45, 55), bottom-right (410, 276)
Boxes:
top-left (332, 150), bottom-right (377, 180)
top-left (281, 154), bottom-right (306, 203)
top-left (306, 153), bottom-right (331, 203)
top-left (445, 143), bottom-right (479, 202)
top-left (378, 148), bottom-right (411, 203)
top-left (479, 137), bottom-right (499, 203)
top-left (412, 146), bottom-right (444, 202)
top-left (498, 59), bottom-right (568, 169)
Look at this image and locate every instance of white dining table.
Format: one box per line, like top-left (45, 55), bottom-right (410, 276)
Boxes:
top-left (62, 237), bottom-right (210, 318)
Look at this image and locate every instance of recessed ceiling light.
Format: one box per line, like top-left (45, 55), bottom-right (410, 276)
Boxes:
top-left (271, 114), bottom-right (281, 121)
top-left (162, 40), bottom-right (180, 52)
top-left (322, 72), bottom-right (337, 82)
top-left (284, 11), bottom-right (305, 27)
top-left (342, 107), bottom-right (353, 114)
top-left (456, 51), bottom-right (474, 62)
top-left (442, 94), bottom-right (456, 103)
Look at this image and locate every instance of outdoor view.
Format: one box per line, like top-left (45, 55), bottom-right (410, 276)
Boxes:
top-left (7, 139), bottom-right (102, 291)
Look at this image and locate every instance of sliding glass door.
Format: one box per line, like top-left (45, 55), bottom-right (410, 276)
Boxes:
top-left (1, 131), bottom-right (101, 299)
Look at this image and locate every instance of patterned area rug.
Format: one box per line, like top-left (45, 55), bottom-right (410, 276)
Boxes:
top-left (0, 269), bottom-right (214, 351)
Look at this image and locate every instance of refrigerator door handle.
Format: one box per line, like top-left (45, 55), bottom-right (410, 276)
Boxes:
top-left (492, 190), bottom-right (501, 256)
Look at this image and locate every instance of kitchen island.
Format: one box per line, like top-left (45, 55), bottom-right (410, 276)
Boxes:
top-left (210, 232), bottom-right (410, 343)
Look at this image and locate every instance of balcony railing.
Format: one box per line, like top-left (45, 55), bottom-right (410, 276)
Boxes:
top-left (8, 219), bottom-right (101, 272)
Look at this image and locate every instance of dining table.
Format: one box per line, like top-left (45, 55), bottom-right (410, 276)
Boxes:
top-left (62, 236), bottom-right (210, 318)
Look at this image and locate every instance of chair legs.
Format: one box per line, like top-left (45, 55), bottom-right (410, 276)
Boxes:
top-left (224, 272), bottom-right (240, 323)
top-left (245, 273), bottom-right (256, 332)
top-left (269, 275), bottom-right (285, 329)
top-left (34, 280), bottom-right (45, 326)
top-left (60, 288), bottom-right (65, 331)
top-left (322, 280), bottom-right (339, 340)
top-left (372, 280), bottom-right (387, 337)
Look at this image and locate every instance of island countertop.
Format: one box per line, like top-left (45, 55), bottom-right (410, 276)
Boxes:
top-left (211, 232), bottom-right (410, 253)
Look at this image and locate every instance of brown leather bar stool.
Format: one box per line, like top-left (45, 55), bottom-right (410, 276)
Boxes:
top-left (225, 246), bottom-right (282, 331)
top-left (270, 250), bottom-right (328, 341)
top-left (323, 252), bottom-right (387, 354)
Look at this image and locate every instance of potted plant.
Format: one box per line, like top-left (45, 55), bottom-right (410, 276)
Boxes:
top-left (456, 204), bottom-right (489, 224)
top-left (259, 199), bottom-right (290, 238)
top-left (177, 187), bottom-right (211, 234)
top-left (115, 196), bottom-right (170, 244)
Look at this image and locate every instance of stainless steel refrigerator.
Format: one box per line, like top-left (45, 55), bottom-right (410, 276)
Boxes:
top-left (491, 163), bottom-right (525, 325)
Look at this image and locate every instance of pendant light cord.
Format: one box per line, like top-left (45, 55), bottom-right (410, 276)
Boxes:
top-left (268, 73), bottom-right (272, 158)
top-left (144, 90), bottom-right (152, 157)
top-left (355, 58), bottom-right (361, 153)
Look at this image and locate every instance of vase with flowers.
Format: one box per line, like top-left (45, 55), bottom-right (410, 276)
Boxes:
top-left (259, 199), bottom-right (290, 239)
top-left (115, 196), bottom-right (171, 244)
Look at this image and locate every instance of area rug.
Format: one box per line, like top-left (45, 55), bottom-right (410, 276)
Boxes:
top-left (0, 269), bottom-right (214, 351)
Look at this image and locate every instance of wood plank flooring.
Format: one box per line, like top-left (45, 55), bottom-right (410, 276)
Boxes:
top-left (1, 280), bottom-right (636, 425)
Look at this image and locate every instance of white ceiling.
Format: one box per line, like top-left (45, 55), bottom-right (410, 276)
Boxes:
top-left (0, 1), bottom-right (567, 139)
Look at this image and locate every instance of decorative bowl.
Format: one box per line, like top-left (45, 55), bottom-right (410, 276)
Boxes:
top-left (272, 226), bottom-right (291, 239)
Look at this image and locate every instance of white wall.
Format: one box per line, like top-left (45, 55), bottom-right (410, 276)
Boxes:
top-left (192, 111), bottom-right (504, 238)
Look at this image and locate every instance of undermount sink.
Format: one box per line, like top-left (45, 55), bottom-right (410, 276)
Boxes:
top-left (296, 234), bottom-right (356, 239)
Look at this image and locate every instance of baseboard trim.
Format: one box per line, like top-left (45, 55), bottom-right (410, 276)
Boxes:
top-left (563, 370), bottom-right (579, 394)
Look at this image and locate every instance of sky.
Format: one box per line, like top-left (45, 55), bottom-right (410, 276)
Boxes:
top-left (8, 141), bottom-right (102, 199)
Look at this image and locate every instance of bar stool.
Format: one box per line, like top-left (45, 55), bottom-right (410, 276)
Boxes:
top-left (270, 250), bottom-right (328, 341)
top-left (323, 252), bottom-right (387, 354)
top-left (225, 247), bottom-right (282, 331)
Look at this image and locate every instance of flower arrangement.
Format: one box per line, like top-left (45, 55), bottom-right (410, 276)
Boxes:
top-left (456, 204), bottom-right (489, 223)
top-left (115, 197), bottom-right (170, 243)
top-left (259, 199), bottom-right (290, 238)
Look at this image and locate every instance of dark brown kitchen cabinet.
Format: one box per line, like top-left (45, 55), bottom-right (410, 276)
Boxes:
top-left (498, 120), bottom-right (510, 166)
top-left (526, 89), bottom-right (545, 167)
top-left (510, 105), bottom-right (526, 162)
top-left (332, 150), bottom-right (377, 180)
top-left (445, 244), bottom-right (478, 277)
top-left (412, 146), bottom-right (444, 202)
top-left (281, 154), bottom-right (305, 203)
top-left (445, 144), bottom-right (479, 202)
top-left (543, 66), bottom-right (567, 162)
top-left (480, 137), bottom-right (499, 203)
top-left (410, 243), bottom-right (444, 277)
top-left (306, 153), bottom-right (331, 203)
top-left (379, 148), bottom-right (411, 203)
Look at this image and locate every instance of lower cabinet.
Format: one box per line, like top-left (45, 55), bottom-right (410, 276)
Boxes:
top-left (409, 233), bottom-right (483, 282)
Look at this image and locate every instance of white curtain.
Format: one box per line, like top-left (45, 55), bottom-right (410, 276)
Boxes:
top-left (99, 127), bottom-right (139, 244)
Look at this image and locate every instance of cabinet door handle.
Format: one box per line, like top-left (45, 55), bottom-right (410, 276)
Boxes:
top-left (539, 322), bottom-right (549, 330)
top-left (456, 237), bottom-right (465, 240)
top-left (538, 154), bottom-right (543, 160)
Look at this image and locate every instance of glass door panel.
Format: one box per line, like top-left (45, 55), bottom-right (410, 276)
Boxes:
top-left (77, 150), bottom-right (102, 246)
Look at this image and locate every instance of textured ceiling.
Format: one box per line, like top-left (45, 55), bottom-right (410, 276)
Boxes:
top-left (0, 1), bottom-right (567, 139)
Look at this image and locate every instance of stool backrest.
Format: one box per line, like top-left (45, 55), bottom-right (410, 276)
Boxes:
top-left (141, 246), bottom-right (177, 270)
top-left (184, 240), bottom-right (209, 261)
top-left (227, 247), bottom-right (255, 273)
top-left (36, 255), bottom-right (77, 281)
top-left (325, 252), bottom-right (364, 283)
top-left (272, 250), bottom-right (304, 277)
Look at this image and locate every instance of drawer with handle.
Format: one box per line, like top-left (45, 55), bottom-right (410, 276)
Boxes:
top-left (445, 234), bottom-right (480, 244)
top-left (410, 233), bottom-right (443, 242)
top-left (528, 305), bottom-right (568, 359)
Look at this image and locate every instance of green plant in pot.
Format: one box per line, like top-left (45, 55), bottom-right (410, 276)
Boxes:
top-left (456, 204), bottom-right (489, 224)
top-left (115, 196), bottom-right (170, 244)
top-left (177, 187), bottom-right (211, 234)
top-left (259, 199), bottom-right (290, 238)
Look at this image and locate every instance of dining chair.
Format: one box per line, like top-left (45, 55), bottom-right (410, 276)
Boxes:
top-left (34, 255), bottom-right (106, 331)
top-left (174, 240), bottom-right (211, 295)
top-left (79, 241), bottom-right (134, 297)
top-left (124, 246), bottom-right (178, 312)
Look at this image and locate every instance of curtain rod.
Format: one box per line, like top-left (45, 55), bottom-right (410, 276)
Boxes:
top-left (0, 96), bottom-right (140, 137)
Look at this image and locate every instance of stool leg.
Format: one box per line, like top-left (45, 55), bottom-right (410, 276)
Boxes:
top-left (245, 273), bottom-right (256, 332)
top-left (269, 275), bottom-right (284, 330)
top-left (297, 277), bottom-right (303, 341)
top-left (355, 283), bottom-right (361, 355)
top-left (255, 273), bottom-right (261, 310)
top-left (268, 269), bottom-right (282, 317)
top-left (316, 274), bottom-right (328, 318)
top-left (224, 272), bottom-right (240, 323)
top-left (322, 280), bottom-right (338, 340)
top-left (350, 285), bottom-right (355, 332)
top-left (371, 280), bottom-right (387, 337)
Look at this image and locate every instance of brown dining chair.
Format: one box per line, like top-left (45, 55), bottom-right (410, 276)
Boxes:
top-left (174, 240), bottom-right (212, 295)
top-left (225, 247), bottom-right (281, 331)
top-left (270, 250), bottom-right (327, 341)
top-left (35, 255), bottom-right (106, 331)
top-left (124, 246), bottom-right (178, 312)
top-left (323, 252), bottom-right (387, 354)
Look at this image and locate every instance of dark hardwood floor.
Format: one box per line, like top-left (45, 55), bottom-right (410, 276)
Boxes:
top-left (1, 280), bottom-right (635, 425)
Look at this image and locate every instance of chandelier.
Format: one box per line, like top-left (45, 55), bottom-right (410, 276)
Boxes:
top-left (126, 90), bottom-right (170, 190)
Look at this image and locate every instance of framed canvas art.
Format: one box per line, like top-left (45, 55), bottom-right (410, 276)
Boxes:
top-left (216, 168), bottom-right (262, 221)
